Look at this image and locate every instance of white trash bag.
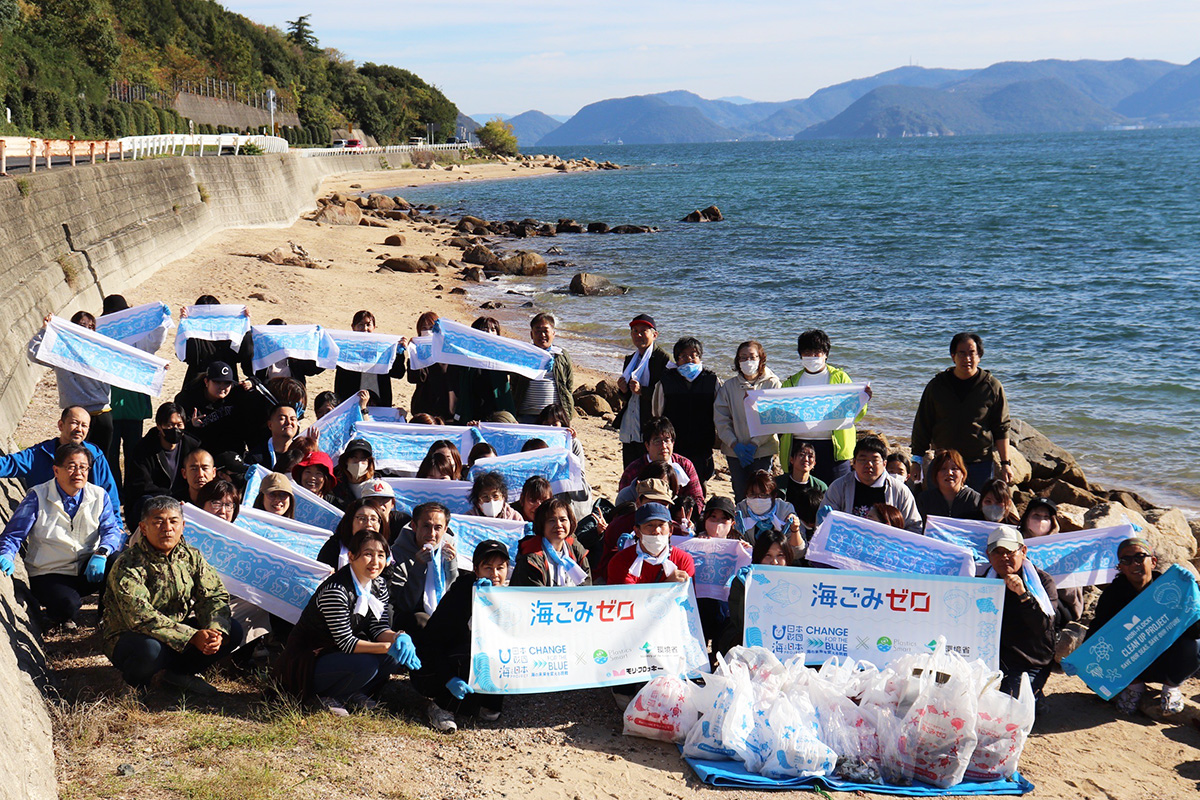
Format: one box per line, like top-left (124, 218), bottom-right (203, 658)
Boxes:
top-left (623, 675), bottom-right (700, 743)
top-left (682, 673), bottom-right (738, 760)
top-left (964, 672), bottom-right (1035, 782)
top-left (758, 692), bottom-right (838, 780)
top-left (895, 650), bottom-right (980, 788)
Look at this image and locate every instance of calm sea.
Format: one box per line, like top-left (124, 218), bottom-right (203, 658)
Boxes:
top-left (388, 130), bottom-right (1200, 512)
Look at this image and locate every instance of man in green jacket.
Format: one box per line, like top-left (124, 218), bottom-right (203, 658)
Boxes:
top-left (102, 496), bottom-right (240, 695)
top-left (778, 329), bottom-right (869, 486)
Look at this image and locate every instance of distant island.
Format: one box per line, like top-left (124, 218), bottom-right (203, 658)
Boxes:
top-left (467, 57), bottom-right (1200, 146)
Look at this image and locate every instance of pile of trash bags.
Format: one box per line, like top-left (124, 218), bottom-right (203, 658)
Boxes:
top-left (622, 640), bottom-right (1034, 788)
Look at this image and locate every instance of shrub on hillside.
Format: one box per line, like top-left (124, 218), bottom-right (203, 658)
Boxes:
top-left (477, 118), bottom-right (518, 157)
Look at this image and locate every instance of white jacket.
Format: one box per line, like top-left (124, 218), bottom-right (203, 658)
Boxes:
top-left (713, 367), bottom-right (783, 459)
top-left (24, 481), bottom-right (107, 577)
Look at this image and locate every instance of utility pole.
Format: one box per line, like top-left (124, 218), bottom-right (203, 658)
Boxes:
top-left (268, 89), bottom-right (276, 136)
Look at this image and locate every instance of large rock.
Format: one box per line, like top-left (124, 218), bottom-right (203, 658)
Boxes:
top-left (463, 244), bottom-right (501, 268)
top-left (379, 256), bottom-right (437, 274)
top-left (593, 378), bottom-right (622, 408)
top-left (1084, 502), bottom-right (1197, 571)
top-left (495, 250), bottom-right (547, 276)
top-left (1008, 418), bottom-right (1079, 481)
top-left (383, 234), bottom-right (407, 247)
top-left (681, 205), bottom-right (724, 222)
top-left (421, 254), bottom-right (449, 270)
top-left (1046, 480), bottom-right (1103, 508)
top-left (1104, 488), bottom-right (1151, 512)
top-left (366, 193), bottom-right (395, 210)
top-left (461, 266), bottom-right (486, 282)
top-left (391, 196), bottom-right (412, 209)
top-left (569, 272), bottom-right (626, 297)
top-left (576, 394), bottom-right (613, 416)
top-left (993, 447), bottom-right (1032, 487)
top-left (587, 222), bottom-right (610, 234)
top-left (610, 224), bottom-right (652, 234)
top-left (1142, 508), bottom-right (1196, 560)
top-left (1054, 503), bottom-right (1088, 532)
top-left (313, 202), bottom-right (362, 226)
top-left (1191, 518), bottom-right (1200, 551)
top-left (556, 219), bottom-right (584, 234)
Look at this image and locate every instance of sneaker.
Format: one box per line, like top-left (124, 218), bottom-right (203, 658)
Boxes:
top-left (317, 696), bottom-right (350, 717)
top-left (161, 672), bottom-right (218, 697)
top-left (477, 708), bottom-right (501, 722)
top-left (345, 692), bottom-right (379, 712)
top-left (427, 702), bottom-right (457, 733)
top-left (60, 620), bottom-right (79, 633)
top-left (1115, 683), bottom-right (1146, 714)
top-left (1161, 685), bottom-right (1185, 716)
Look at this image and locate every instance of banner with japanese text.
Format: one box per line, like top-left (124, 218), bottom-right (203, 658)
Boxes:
top-left (469, 581), bottom-right (710, 694)
top-left (743, 565), bottom-right (1004, 670)
top-left (1062, 565), bottom-right (1200, 700)
top-left (809, 510), bottom-right (976, 577)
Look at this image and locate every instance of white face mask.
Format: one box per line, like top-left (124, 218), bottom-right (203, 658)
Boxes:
top-left (739, 359), bottom-right (760, 377)
top-left (981, 504), bottom-right (1005, 522)
top-left (641, 533), bottom-right (670, 555)
top-left (746, 497), bottom-right (774, 515)
top-left (479, 498), bottom-right (506, 518)
top-left (347, 461), bottom-right (369, 480)
top-left (802, 356), bottom-right (827, 373)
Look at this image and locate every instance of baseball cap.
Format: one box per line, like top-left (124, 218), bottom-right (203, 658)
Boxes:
top-left (703, 496), bottom-right (736, 520)
top-left (635, 478), bottom-right (673, 505)
top-left (213, 451), bottom-right (247, 477)
top-left (986, 525), bottom-right (1025, 553)
top-left (259, 472), bottom-right (294, 497)
top-left (635, 502), bottom-right (671, 525)
top-left (360, 479), bottom-right (394, 500)
top-left (206, 361), bottom-right (234, 382)
top-left (472, 539), bottom-right (511, 570)
top-left (1025, 497), bottom-right (1057, 516)
top-left (344, 438), bottom-right (373, 458)
top-left (629, 313), bottom-right (657, 330)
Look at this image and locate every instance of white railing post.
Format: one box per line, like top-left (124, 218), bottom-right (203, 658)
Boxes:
top-left (0, 139), bottom-right (5, 176)
top-left (29, 139), bottom-right (36, 172)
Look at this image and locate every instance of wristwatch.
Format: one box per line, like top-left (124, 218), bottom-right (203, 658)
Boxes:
top-left (1000, 460), bottom-right (1012, 466)
top-left (94, 546), bottom-right (111, 558)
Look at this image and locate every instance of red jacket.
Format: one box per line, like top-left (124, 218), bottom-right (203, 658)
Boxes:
top-left (617, 454), bottom-right (705, 509)
top-left (606, 545), bottom-right (695, 585)
top-left (598, 513), bottom-right (686, 580)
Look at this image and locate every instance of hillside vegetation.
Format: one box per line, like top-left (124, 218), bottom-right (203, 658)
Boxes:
top-left (0, 0), bottom-right (459, 143)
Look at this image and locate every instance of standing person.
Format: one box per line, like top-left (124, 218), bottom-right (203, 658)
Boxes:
top-left (0, 444), bottom-right (126, 630)
top-left (1088, 538), bottom-right (1200, 716)
top-left (778, 330), bottom-right (869, 486)
top-left (983, 525), bottom-right (1057, 703)
top-left (179, 295), bottom-right (243, 389)
top-left (333, 310), bottom-right (408, 409)
top-left (615, 314), bottom-right (670, 467)
top-left (388, 502), bottom-right (459, 634)
top-left (454, 317), bottom-right (516, 424)
top-left (651, 337), bottom-right (720, 488)
top-left (714, 340), bottom-right (782, 501)
top-left (912, 332), bottom-right (1015, 491)
top-left (102, 497), bottom-right (240, 695)
top-left (616, 418), bottom-right (705, 510)
top-left (407, 312), bottom-right (454, 420)
top-left (101, 294), bottom-right (167, 495)
top-left (512, 313), bottom-right (574, 424)
top-left (124, 403), bottom-right (200, 525)
top-left (174, 362), bottom-right (252, 459)
top-left (915, 449), bottom-right (982, 522)
top-left (824, 437), bottom-right (922, 533)
top-left (277, 528), bottom-right (421, 716)
top-left (27, 311), bottom-right (114, 453)
top-left (511, 498), bottom-right (591, 587)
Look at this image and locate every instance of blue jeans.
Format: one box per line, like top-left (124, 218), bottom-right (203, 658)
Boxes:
top-left (110, 619), bottom-right (243, 687)
top-left (965, 460), bottom-right (994, 492)
top-left (311, 651), bottom-right (395, 700)
top-left (726, 455), bottom-right (775, 502)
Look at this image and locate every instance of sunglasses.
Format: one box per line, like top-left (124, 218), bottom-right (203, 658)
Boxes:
top-left (1118, 554), bottom-right (1152, 565)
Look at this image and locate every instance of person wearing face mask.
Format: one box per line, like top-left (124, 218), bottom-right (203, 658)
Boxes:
top-left (715, 529), bottom-right (790, 656)
top-left (1017, 497), bottom-right (1083, 626)
top-left (824, 437), bottom-right (922, 533)
top-left (333, 310), bottom-right (409, 409)
top-left (734, 471), bottom-right (806, 562)
top-left (247, 403), bottom-right (302, 472)
top-left (332, 439), bottom-right (376, 508)
top-left (607, 502), bottom-right (695, 586)
top-left (714, 340), bottom-right (782, 502)
top-left (651, 337), bottom-right (720, 488)
top-left (616, 314), bottom-right (671, 467)
top-left (915, 449), bottom-right (982, 523)
top-left (778, 329), bottom-right (869, 487)
top-left (1087, 538), bottom-right (1200, 716)
top-left (699, 496), bottom-right (737, 539)
top-left (977, 479), bottom-right (1020, 525)
top-left (599, 473), bottom-right (688, 579)
top-left (291, 451), bottom-right (339, 506)
top-left (125, 403), bottom-right (201, 526)
top-left (512, 498), bottom-right (592, 587)
top-left (388, 502), bottom-right (459, 634)
top-left (469, 472), bottom-right (524, 521)
top-left (511, 313), bottom-right (575, 424)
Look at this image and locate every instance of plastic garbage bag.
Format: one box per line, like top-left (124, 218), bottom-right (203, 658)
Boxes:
top-left (623, 675), bottom-right (701, 743)
top-left (681, 673), bottom-right (738, 760)
top-left (895, 646), bottom-right (980, 789)
top-left (877, 706), bottom-right (915, 786)
top-left (720, 661), bottom-right (777, 773)
top-left (759, 692), bottom-right (838, 780)
top-left (964, 672), bottom-right (1035, 782)
top-left (806, 675), bottom-right (882, 783)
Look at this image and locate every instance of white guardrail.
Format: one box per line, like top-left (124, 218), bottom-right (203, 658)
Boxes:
top-left (117, 134), bottom-right (290, 158)
top-left (298, 143), bottom-right (472, 157)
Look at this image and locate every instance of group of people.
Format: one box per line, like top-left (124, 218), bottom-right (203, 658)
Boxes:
top-left (0, 296), bottom-right (1195, 735)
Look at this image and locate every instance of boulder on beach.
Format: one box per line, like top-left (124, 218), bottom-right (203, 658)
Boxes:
top-left (446, 236), bottom-right (474, 249)
top-left (569, 272), bottom-right (627, 297)
top-left (993, 448), bottom-right (1032, 486)
top-left (380, 256), bottom-right (437, 274)
top-left (421, 254), bottom-right (449, 270)
top-left (366, 194), bottom-right (395, 210)
top-left (464, 244), bottom-right (501, 268)
top-left (591, 379), bottom-right (622, 408)
top-left (314, 202), bottom-right (362, 226)
top-left (493, 250), bottom-right (547, 276)
top-left (1085, 502), bottom-right (1198, 575)
top-left (461, 266), bottom-right (486, 282)
top-left (587, 222), bottom-right (610, 234)
top-left (1008, 418), bottom-right (1080, 481)
top-left (610, 224), bottom-right (652, 234)
top-left (392, 196), bottom-right (411, 209)
top-left (383, 234), bottom-right (407, 247)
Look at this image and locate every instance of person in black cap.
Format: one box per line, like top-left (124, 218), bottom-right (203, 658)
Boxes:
top-left (700, 496), bottom-right (737, 539)
top-left (174, 361), bottom-right (251, 458)
top-left (413, 539), bottom-right (510, 732)
top-left (178, 295), bottom-right (243, 389)
top-left (615, 314), bottom-right (670, 468)
top-left (331, 438), bottom-right (376, 508)
top-left (1018, 497), bottom-right (1082, 626)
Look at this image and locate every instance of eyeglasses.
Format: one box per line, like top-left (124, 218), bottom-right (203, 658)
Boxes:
top-left (60, 464), bottom-right (89, 474)
top-left (1118, 554), bottom-right (1151, 565)
top-left (206, 501), bottom-right (237, 511)
top-left (353, 514), bottom-right (378, 524)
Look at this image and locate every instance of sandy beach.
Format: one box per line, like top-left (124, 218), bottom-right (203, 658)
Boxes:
top-left (14, 161), bottom-right (1199, 799)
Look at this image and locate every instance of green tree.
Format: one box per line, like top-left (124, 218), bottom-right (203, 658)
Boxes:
top-left (0, 0), bottom-right (19, 34)
top-left (477, 118), bottom-right (518, 156)
top-left (286, 15), bottom-right (319, 52)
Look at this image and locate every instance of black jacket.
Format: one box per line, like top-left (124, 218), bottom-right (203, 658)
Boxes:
top-left (124, 428), bottom-right (200, 520)
top-left (916, 486), bottom-right (983, 522)
top-left (181, 338), bottom-right (241, 391)
top-left (237, 331), bottom-right (325, 389)
top-left (334, 356), bottom-right (407, 409)
top-left (174, 380), bottom-right (252, 458)
top-left (997, 563), bottom-right (1058, 677)
top-left (416, 572), bottom-right (475, 682)
top-left (657, 367), bottom-right (719, 464)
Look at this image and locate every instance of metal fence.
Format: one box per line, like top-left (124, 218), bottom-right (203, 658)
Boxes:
top-left (109, 80), bottom-right (296, 114)
top-left (119, 134), bottom-right (290, 158)
top-left (298, 142), bottom-right (472, 157)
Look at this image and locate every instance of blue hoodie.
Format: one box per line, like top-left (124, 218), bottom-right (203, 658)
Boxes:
top-left (0, 439), bottom-right (123, 528)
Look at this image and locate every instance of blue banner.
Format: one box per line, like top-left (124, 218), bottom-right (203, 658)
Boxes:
top-left (1024, 525), bottom-right (1134, 589)
top-left (382, 478), bottom-right (474, 517)
top-left (744, 383), bottom-right (870, 437)
top-left (327, 329), bottom-right (402, 374)
top-left (174, 304), bottom-right (249, 361)
top-left (1062, 564), bottom-right (1200, 700)
top-left (472, 422), bottom-right (573, 457)
top-left (808, 511), bottom-right (976, 577)
top-left (303, 394), bottom-right (363, 458)
top-left (466, 447), bottom-right (584, 502)
top-left (242, 464), bottom-right (342, 531)
top-left (351, 421), bottom-right (475, 473)
top-left (449, 514), bottom-right (529, 570)
top-left (250, 324), bottom-right (339, 371)
top-left (95, 302), bottom-right (173, 350)
top-left (431, 318), bottom-right (552, 380)
top-left (34, 316), bottom-right (169, 396)
top-left (232, 506), bottom-right (332, 562)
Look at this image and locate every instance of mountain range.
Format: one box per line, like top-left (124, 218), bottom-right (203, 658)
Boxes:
top-left (465, 57), bottom-right (1200, 145)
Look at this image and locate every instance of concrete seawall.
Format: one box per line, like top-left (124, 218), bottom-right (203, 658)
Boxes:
top-left (0, 148), bottom-right (419, 800)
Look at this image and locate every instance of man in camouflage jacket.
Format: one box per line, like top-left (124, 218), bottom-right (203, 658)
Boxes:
top-left (102, 496), bottom-right (241, 693)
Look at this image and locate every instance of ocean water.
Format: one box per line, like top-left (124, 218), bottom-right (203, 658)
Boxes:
top-left (388, 130), bottom-right (1200, 511)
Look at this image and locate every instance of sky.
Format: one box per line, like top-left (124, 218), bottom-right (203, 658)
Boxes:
top-left (221, 1), bottom-right (1198, 117)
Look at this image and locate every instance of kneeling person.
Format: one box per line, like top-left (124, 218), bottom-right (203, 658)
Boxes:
top-left (607, 502), bottom-right (695, 585)
top-left (102, 497), bottom-right (240, 694)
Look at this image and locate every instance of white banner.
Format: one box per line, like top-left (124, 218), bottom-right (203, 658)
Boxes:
top-left (744, 383), bottom-right (870, 437)
top-left (382, 477), bottom-right (474, 517)
top-left (469, 581), bottom-right (710, 694)
top-left (923, 515), bottom-right (997, 564)
top-left (809, 510), bottom-right (976, 577)
top-left (242, 464), bottom-right (342, 531)
top-left (232, 506), bottom-right (333, 562)
top-left (671, 535), bottom-right (752, 601)
top-left (744, 565), bottom-right (1004, 669)
top-left (250, 324), bottom-right (339, 371)
top-left (95, 302), bottom-right (173, 350)
top-left (36, 316), bottom-right (169, 396)
top-left (472, 422), bottom-right (573, 456)
top-left (450, 514), bottom-right (529, 570)
top-left (327, 329), bottom-right (402, 374)
top-left (431, 318), bottom-right (552, 380)
top-left (174, 304), bottom-right (249, 360)
top-left (1025, 524), bottom-right (1135, 589)
top-left (466, 447), bottom-right (585, 501)
top-left (303, 394), bottom-right (363, 458)
top-left (406, 335), bottom-right (436, 370)
top-left (351, 421), bottom-right (475, 473)
top-left (182, 504), bottom-right (332, 624)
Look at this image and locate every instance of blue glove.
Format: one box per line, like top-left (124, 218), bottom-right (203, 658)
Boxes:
top-left (615, 532), bottom-right (636, 552)
top-left (84, 553), bottom-right (107, 584)
top-left (816, 504), bottom-right (833, 527)
top-left (736, 564), bottom-right (752, 582)
top-left (733, 442), bottom-right (756, 467)
top-left (474, 578), bottom-right (492, 588)
top-left (387, 633), bottom-right (422, 670)
top-left (446, 677), bottom-right (474, 700)
top-left (0, 554), bottom-right (13, 577)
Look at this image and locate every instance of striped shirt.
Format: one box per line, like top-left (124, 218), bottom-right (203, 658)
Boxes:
top-left (313, 571), bottom-right (393, 653)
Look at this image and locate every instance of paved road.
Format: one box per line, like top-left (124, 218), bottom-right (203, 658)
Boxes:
top-left (2, 156), bottom-right (114, 175)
